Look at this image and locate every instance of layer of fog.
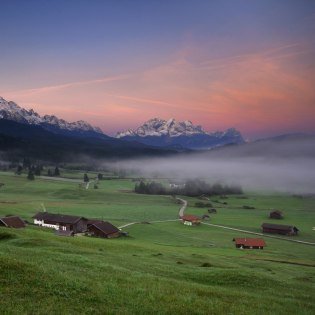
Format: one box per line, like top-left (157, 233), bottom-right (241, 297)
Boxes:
top-left (103, 136), bottom-right (315, 194)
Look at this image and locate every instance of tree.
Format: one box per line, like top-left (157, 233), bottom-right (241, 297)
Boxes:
top-left (47, 169), bottom-right (53, 177)
top-left (34, 165), bottom-right (41, 176)
top-left (97, 173), bottom-right (103, 180)
top-left (16, 165), bottom-right (23, 175)
top-left (84, 173), bottom-right (89, 183)
top-left (27, 170), bottom-right (35, 180)
top-left (54, 167), bottom-right (60, 176)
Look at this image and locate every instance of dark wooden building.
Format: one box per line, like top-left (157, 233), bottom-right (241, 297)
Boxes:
top-left (0, 216), bottom-right (26, 228)
top-left (33, 212), bottom-right (87, 233)
top-left (269, 210), bottom-right (284, 219)
top-left (87, 220), bottom-right (121, 238)
top-left (233, 238), bottom-right (266, 249)
top-left (262, 223), bottom-right (298, 235)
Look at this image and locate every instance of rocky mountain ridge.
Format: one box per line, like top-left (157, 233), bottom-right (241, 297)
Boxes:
top-left (116, 118), bottom-right (244, 150)
top-left (0, 96), bottom-right (103, 135)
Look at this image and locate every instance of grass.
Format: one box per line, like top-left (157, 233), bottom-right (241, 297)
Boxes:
top-left (0, 170), bottom-right (314, 314)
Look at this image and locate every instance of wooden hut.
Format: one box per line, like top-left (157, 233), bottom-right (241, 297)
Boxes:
top-left (0, 216), bottom-right (26, 228)
top-left (181, 215), bottom-right (201, 226)
top-left (261, 223), bottom-right (298, 235)
top-left (33, 212), bottom-right (87, 233)
top-left (269, 210), bottom-right (284, 219)
top-left (233, 238), bottom-right (266, 249)
top-left (87, 220), bottom-right (121, 238)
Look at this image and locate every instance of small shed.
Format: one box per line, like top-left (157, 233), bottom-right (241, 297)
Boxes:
top-left (233, 238), bottom-right (266, 249)
top-left (269, 210), bottom-right (284, 219)
top-left (0, 216), bottom-right (26, 228)
top-left (87, 221), bottom-right (121, 238)
top-left (262, 223), bottom-right (299, 235)
top-left (181, 215), bottom-right (201, 226)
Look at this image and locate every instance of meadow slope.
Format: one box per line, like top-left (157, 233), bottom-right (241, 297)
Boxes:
top-left (0, 171), bottom-right (314, 314)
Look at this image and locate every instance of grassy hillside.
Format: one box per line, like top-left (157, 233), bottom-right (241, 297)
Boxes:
top-left (0, 171), bottom-right (314, 314)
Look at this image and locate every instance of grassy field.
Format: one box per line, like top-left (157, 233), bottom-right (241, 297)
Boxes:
top-left (0, 170), bottom-right (314, 314)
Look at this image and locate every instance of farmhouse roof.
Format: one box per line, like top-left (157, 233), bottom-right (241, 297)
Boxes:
top-left (86, 219), bottom-right (103, 225)
top-left (262, 223), bottom-right (298, 231)
top-left (0, 216), bottom-right (26, 228)
top-left (88, 221), bottom-right (120, 235)
top-left (32, 212), bottom-right (86, 224)
top-left (233, 238), bottom-right (266, 247)
top-left (181, 215), bottom-right (200, 222)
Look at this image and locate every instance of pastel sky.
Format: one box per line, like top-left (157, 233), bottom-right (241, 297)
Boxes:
top-left (1, 0), bottom-right (315, 139)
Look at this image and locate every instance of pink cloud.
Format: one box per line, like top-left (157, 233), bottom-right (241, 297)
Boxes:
top-left (2, 42), bottom-right (315, 138)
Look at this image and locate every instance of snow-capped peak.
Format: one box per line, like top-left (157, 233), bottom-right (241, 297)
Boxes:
top-left (116, 118), bottom-right (244, 150)
top-left (116, 118), bottom-right (207, 138)
top-left (0, 96), bottom-right (103, 134)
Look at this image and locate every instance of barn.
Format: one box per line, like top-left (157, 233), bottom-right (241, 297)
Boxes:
top-left (181, 215), bottom-right (201, 226)
top-left (0, 216), bottom-right (26, 228)
top-left (233, 238), bottom-right (266, 249)
top-left (262, 223), bottom-right (299, 235)
top-left (87, 220), bottom-right (121, 238)
top-left (269, 210), bottom-right (284, 219)
top-left (33, 212), bottom-right (88, 233)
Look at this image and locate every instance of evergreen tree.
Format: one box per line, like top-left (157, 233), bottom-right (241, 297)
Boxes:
top-left (34, 165), bottom-right (41, 176)
top-left (54, 167), bottom-right (60, 176)
top-left (97, 173), bottom-right (103, 180)
top-left (16, 165), bottom-right (23, 175)
top-left (27, 170), bottom-right (35, 180)
top-left (47, 169), bottom-right (53, 177)
top-left (84, 173), bottom-right (89, 183)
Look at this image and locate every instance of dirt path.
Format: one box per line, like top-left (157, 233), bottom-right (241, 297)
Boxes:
top-left (118, 222), bottom-right (138, 229)
top-left (201, 222), bottom-right (315, 246)
top-left (177, 198), bottom-right (188, 217)
top-left (118, 198), bottom-right (186, 229)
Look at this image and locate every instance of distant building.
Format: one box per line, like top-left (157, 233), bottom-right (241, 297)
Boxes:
top-left (262, 223), bottom-right (298, 235)
top-left (33, 212), bottom-right (87, 233)
top-left (169, 180), bottom-right (186, 189)
top-left (87, 220), bottom-right (121, 238)
top-left (181, 215), bottom-right (201, 226)
top-left (233, 238), bottom-right (266, 249)
top-left (0, 216), bottom-right (26, 228)
top-left (269, 210), bottom-right (284, 219)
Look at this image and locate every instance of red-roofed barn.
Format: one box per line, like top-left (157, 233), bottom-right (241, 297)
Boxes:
top-left (181, 215), bottom-right (201, 226)
top-left (233, 238), bottom-right (266, 249)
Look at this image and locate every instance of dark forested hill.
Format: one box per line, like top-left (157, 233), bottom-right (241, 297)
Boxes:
top-left (0, 119), bottom-right (176, 162)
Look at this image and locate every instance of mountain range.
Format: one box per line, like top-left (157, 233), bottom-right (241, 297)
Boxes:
top-left (0, 97), bottom-right (103, 138)
top-left (116, 118), bottom-right (244, 150)
top-left (0, 97), bottom-right (176, 161)
top-left (0, 97), bottom-right (244, 153)
top-left (3, 96), bottom-right (311, 164)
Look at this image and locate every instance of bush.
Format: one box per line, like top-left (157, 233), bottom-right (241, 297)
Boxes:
top-left (243, 205), bottom-right (255, 209)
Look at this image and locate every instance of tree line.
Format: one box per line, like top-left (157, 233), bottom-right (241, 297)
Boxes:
top-left (135, 179), bottom-right (243, 196)
top-left (14, 157), bottom-right (61, 180)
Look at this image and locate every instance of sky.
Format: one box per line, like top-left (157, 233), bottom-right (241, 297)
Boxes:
top-left (0, 0), bottom-right (315, 139)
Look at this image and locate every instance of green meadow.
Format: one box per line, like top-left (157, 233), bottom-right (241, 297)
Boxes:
top-left (0, 170), bottom-right (314, 314)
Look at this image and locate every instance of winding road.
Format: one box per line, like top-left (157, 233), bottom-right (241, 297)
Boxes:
top-left (177, 197), bottom-right (188, 217)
